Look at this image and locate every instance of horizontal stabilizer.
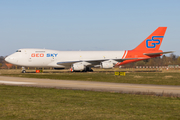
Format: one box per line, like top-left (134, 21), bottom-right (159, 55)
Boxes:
top-left (143, 51), bottom-right (174, 56)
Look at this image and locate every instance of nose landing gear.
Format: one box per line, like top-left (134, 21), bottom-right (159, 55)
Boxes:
top-left (22, 67), bottom-right (26, 73)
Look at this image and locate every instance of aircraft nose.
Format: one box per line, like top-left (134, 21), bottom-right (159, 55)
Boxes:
top-left (5, 55), bottom-right (17, 64)
top-left (5, 56), bottom-right (10, 63)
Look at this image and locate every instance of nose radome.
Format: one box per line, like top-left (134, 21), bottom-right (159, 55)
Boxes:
top-left (5, 57), bottom-right (9, 63)
top-left (5, 56), bottom-right (15, 64)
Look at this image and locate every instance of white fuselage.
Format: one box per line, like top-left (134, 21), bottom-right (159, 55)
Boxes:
top-left (5, 49), bottom-right (126, 68)
top-left (5, 27), bottom-right (169, 71)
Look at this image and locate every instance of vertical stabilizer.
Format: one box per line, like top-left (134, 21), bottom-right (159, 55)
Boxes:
top-left (133, 27), bottom-right (167, 51)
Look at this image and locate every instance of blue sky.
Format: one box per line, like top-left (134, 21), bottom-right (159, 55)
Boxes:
top-left (1, 0), bottom-right (180, 56)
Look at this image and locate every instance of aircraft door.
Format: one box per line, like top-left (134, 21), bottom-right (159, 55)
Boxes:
top-left (28, 52), bottom-right (33, 62)
top-left (28, 57), bottom-right (32, 62)
top-left (51, 56), bottom-right (55, 61)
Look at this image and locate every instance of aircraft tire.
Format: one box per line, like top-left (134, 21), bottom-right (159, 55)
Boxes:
top-left (22, 70), bottom-right (26, 73)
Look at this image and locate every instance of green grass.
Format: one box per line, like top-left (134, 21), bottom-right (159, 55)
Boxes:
top-left (0, 85), bottom-right (180, 120)
top-left (1, 69), bottom-right (180, 85)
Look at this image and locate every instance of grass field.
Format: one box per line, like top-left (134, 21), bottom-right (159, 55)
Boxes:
top-left (0, 85), bottom-right (180, 120)
top-left (1, 69), bottom-right (180, 85)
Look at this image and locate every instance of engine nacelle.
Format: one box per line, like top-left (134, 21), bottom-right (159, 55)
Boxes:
top-left (100, 61), bottom-right (114, 69)
top-left (71, 63), bottom-right (85, 71)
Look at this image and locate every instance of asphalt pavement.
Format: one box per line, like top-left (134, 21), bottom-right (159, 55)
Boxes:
top-left (0, 76), bottom-right (180, 96)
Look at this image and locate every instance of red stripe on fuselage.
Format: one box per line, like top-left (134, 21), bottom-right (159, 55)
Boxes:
top-left (118, 50), bottom-right (163, 66)
top-left (122, 50), bottom-right (126, 59)
top-left (115, 50), bottom-right (127, 66)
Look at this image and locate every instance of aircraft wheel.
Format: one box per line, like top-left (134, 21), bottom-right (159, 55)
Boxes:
top-left (82, 70), bottom-right (87, 72)
top-left (22, 70), bottom-right (26, 73)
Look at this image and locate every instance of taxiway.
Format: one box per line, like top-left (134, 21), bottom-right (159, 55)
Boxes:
top-left (0, 76), bottom-right (180, 96)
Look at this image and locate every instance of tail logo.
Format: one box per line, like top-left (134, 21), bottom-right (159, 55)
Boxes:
top-left (146, 36), bottom-right (163, 48)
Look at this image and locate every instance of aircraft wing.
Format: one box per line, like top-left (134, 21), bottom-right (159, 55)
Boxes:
top-left (57, 58), bottom-right (144, 67)
top-left (143, 51), bottom-right (174, 56)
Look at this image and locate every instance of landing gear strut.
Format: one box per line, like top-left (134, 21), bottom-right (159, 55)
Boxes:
top-left (22, 67), bottom-right (26, 73)
top-left (82, 67), bottom-right (93, 72)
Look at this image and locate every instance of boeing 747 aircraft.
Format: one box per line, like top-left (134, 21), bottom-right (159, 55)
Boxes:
top-left (5, 27), bottom-right (173, 73)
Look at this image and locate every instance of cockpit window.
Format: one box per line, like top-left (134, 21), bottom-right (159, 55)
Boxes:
top-left (16, 50), bottom-right (21, 52)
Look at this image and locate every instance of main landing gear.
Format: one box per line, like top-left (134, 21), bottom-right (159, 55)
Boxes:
top-left (82, 67), bottom-right (93, 72)
top-left (22, 67), bottom-right (26, 73)
top-left (70, 66), bottom-right (94, 72)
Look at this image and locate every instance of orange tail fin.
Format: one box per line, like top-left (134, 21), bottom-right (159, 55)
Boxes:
top-left (133, 27), bottom-right (167, 51)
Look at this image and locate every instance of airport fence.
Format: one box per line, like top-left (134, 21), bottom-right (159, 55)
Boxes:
top-left (133, 65), bottom-right (180, 71)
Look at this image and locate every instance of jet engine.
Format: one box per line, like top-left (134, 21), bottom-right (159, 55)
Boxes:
top-left (100, 61), bottom-right (114, 69)
top-left (71, 63), bottom-right (85, 71)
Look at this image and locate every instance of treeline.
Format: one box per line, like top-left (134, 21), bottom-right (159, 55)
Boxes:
top-left (124, 54), bottom-right (180, 68)
top-left (0, 56), bottom-right (4, 68)
top-left (0, 54), bottom-right (180, 69)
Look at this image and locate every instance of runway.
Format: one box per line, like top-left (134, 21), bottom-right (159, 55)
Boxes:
top-left (0, 76), bottom-right (180, 96)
